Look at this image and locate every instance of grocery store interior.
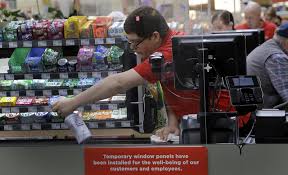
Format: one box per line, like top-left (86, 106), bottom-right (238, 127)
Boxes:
top-left (0, 0), bottom-right (288, 175)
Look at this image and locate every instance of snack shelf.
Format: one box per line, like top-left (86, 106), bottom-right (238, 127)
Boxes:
top-left (0, 38), bottom-right (125, 49)
top-left (0, 88), bottom-right (86, 97)
top-left (0, 71), bottom-right (120, 80)
top-left (0, 89), bottom-right (124, 97)
top-left (0, 102), bottom-right (125, 113)
top-left (0, 120), bottom-right (132, 131)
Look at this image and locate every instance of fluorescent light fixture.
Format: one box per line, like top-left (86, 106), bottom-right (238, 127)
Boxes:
top-left (189, 0), bottom-right (208, 6)
top-left (215, 0), bottom-right (241, 12)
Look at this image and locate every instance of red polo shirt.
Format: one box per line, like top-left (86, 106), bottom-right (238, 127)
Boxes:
top-left (134, 30), bottom-right (200, 118)
top-left (235, 21), bottom-right (277, 40)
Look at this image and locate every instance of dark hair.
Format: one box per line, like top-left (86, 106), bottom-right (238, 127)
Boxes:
top-left (211, 10), bottom-right (235, 30)
top-left (124, 6), bottom-right (169, 38)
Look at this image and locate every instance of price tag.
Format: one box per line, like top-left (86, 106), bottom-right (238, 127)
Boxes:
top-left (43, 106), bottom-right (51, 112)
top-left (10, 91), bottom-right (19, 97)
top-left (0, 42), bottom-right (2, 48)
top-left (2, 108), bottom-right (11, 113)
top-left (0, 74), bottom-right (4, 80)
top-left (5, 74), bottom-right (14, 80)
top-left (66, 39), bottom-right (75, 46)
top-left (11, 107), bottom-right (19, 113)
top-left (32, 123), bottom-right (41, 130)
top-left (92, 105), bottom-right (100, 111)
top-left (38, 41), bottom-right (47, 47)
top-left (21, 124), bottom-right (30, 131)
top-left (24, 74), bottom-right (33, 79)
top-left (109, 104), bottom-right (118, 110)
top-left (43, 90), bottom-right (52, 96)
top-left (81, 39), bottom-right (90, 45)
top-left (8, 42), bottom-right (17, 48)
top-left (61, 123), bottom-right (69, 129)
top-left (106, 121), bottom-right (115, 128)
top-left (51, 123), bottom-right (61, 130)
top-left (73, 89), bottom-right (82, 95)
top-left (4, 125), bottom-right (13, 131)
top-left (0, 91), bottom-right (6, 97)
top-left (59, 89), bottom-right (68, 96)
top-left (106, 38), bottom-right (115, 44)
top-left (53, 40), bottom-right (62, 46)
top-left (78, 72), bottom-right (88, 78)
top-left (26, 90), bottom-right (35, 96)
top-left (42, 73), bottom-right (50, 79)
top-left (88, 122), bottom-right (98, 129)
top-left (95, 38), bottom-right (104, 45)
top-left (121, 121), bottom-right (131, 127)
top-left (23, 41), bottom-right (32, 47)
top-left (60, 73), bottom-right (68, 79)
top-left (92, 72), bottom-right (101, 78)
top-left (28, 106), bottom-right (37, 112)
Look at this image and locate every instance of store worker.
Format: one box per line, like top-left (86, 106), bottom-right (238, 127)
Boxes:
top-left (235, 1), bottom-right (276, 40)
top-left (211, 10), bottom-right (235, 31)
top-left (52, 6), bottom-right (200, 140)
top-left (247, 23), bottom-right (288, 108)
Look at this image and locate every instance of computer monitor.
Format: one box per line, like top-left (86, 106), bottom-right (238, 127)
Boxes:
top-left (172, 34), bottom-right (247, 144)
top-left (172, 34), bottom-right (247, 90)
top-left (211, 29), bottom-right (265, 55)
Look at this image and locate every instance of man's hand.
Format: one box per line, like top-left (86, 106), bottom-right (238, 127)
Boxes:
top-left (52, 97), bottom-right (78, 117)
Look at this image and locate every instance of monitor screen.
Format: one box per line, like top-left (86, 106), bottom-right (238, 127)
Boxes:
top-left (211, 29), bottom-right (265, 55)
top-left (172, 34), bottom-right (247, 90)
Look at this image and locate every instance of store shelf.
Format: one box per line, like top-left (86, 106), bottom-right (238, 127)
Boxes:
top-left (0, 120), bottom-right (132, 131)
top-left (0, 71), bottom-right (119, 80)
top-left (0, 102), bottom-right (125, 113)
top-left (0, 38), bottom-right (125, 49)
top-left (0, 88), bottom-right (87, 97)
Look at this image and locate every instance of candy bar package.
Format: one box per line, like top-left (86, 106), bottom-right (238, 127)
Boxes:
top-left (107, 46), bottom-right (124, 70)
top-left (20, 113), bottom-right (35, 124)
top-left (5, 113), bottom-right (20, 124)
top-left (63, 79), bottom-right (79, 88)
top-left (92, 16), bottom-right (112, 38)
top-left (18, 20), bottom-right (35, 40)
top-left (0, 80), bottom-right (13, 91)
top-left (93, 45), bottom-right (108, 70)
top-left (16, 97), bottom-right (34, 106)
top-left (33, 112), bottom-right (49, 123)
top-left (42, 48), bottom-right (59, 72)
top-left (31, 79), bottom-right (47, 89)
top-left (48, 19), bottom-right (65, 40)
top-left (45, 79), bottom-right (64, 88)
top-left (11, 80), bottom-right (33, 90)
top-left (33, 20), bottom-right (50, 40)
top-left (32, 97), bottom-right (49, 106)
top-left (80, 20), bottom-right (93, 38)
top-left (108, 21), bottom-right (124, 37)
top-left (57, 58), bottom-right (68, 72)
top-left (24, 48), bottom-right (46, 72)
top-left (0, 114), bottom-right (6, 125)
top-left (0, 97), bottom-right (17, 107)
top-left (77, 78), bottom-right (95, 88)
top-left (64, 16), bottom-right (87, 39)
top-left (3, 21), bottom-right (23, 41)
top-left (77, 47), bottom-right (94, 71)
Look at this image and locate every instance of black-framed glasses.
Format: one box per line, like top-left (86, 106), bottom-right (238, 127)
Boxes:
top-left (127, 37), bottom-right (147, 49)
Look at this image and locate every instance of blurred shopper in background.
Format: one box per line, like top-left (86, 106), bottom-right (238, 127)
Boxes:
top-left (235, 1), bottom-right (276, 40)
top-left (264, 6), bottom-right (282, 27)
top-left (211, 10), bottom-right (235, 31)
